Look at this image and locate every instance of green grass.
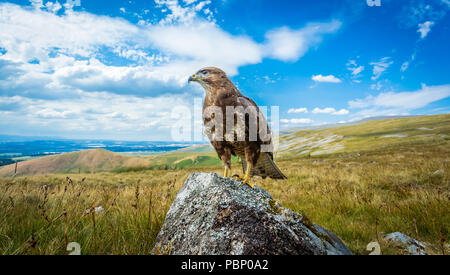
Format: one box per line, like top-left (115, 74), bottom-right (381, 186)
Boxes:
top-left (279, 114), bottom-right (450, 158)
top-left (0, 114), bottom-right (449, 255)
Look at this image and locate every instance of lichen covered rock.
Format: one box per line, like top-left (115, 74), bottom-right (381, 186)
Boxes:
top-left (383, 232), bottom-right (427, 255)
top-left (152, 172), bottom-right (351, 255)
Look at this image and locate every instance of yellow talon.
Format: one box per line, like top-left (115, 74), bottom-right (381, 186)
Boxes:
top-left (240, 165), bottom-right (254, 189)
top-left (241, 180), bottom-right (254, 189)
top-left (232, 174), bottom-right (242, 180)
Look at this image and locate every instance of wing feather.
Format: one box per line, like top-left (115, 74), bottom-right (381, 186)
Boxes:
top-left (242, 152), bottom-right (287, 180)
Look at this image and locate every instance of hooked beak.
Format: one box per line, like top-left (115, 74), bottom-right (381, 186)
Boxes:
top-left (188, 74), bottom-right (197, 83)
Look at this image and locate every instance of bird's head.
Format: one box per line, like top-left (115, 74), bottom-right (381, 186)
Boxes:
top-left (188, 67), bottom-right (228, 89)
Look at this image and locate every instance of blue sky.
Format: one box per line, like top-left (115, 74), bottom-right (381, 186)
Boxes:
top-left (0, 0), bottom-right (449, 141)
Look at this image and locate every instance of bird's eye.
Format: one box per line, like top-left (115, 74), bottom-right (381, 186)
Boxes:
top-left (200, 70), bottom-right (208, 75)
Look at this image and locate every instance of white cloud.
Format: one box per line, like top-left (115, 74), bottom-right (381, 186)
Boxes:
top-left (312, 107), bottom-right (335, 114)
top-left (370, 57), bottom-right (393, 81)
top-left (183, 0), bottom-right (198, 5)
top-left (0, 1), bottom-right (341, 139)
top-left (333, 109), bottom-right (350, 115)
top-left (311, 107), bottom-right (349, 115)
top-left (280, 118), bottom-right (313, 124)
top-left (417, 21), bottom-right (435, 39)
top-left (0, 2), bottom-right (342, 92)
top-left (400, 52), bottom-right (416, 74)
top-left (398, 1), bottom-right (448, 74)
top-left (311, 74), bottom-right (341, 83)
top-left (287, 107), bottom-right (308, 114)
top-left (399, 2), bottom-right (447, 28)
top-left (145, 22), bottom-right (262, 76)
top-left (350, 65), bottom-right (364, 76)
top-left (45, 1), bottom-right (62, 13)
top-left (0, 91), bottom-right (191, 140)
top-left (262, 75), bottom-right (280, 84)
top-left (155, 0), bottom-right (214, 25)
top-left (348, 84), bottom-right (450, 118)
top-left (346, 59), bottom-right (364, 82)
top-left (264, 20), bottom-right (341, 62)
top-left (370, 79), bottom-right (392, 91)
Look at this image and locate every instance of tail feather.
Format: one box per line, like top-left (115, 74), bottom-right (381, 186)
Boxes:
top-left (242, 152), bottom-right (287, 180)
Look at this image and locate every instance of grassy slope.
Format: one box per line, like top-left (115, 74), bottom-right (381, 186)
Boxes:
top-left (279, 114), bottom-right (450, 157)
top-left (0, 149), bottom-right (152, 177)
top-left (0, 114), bottom-right (449, 255)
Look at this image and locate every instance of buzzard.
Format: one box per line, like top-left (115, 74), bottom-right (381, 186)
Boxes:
top-left (189, 67), bottom-right (286, 188)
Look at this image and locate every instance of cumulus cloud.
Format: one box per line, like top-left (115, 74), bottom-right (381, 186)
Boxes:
top-left (311, 74), bottom-right (341, 83)
top-left (0, 2), bottom-right (341, 95)
top-left (0, 1), bottom-right (341, 139)
top-left (287, 107), bottom-right (308, 114)
top-left (0, 91), bottom-right (192, 140)
top-left (145, 22), bottom-right (262, 76)
top-left (311, 107), bottom-right (349, 115)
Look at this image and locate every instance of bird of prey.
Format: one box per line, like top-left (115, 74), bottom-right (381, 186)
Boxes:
top-left (189, 67), bottom-right (286, 188)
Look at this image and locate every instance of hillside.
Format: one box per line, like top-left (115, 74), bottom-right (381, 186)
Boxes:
top-left (278, 114), bottom-right (450, 158)
top-left (0, 149), bottom-right (152, 177)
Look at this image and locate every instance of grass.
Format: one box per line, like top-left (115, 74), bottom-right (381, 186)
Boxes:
top-left (0, 140), bottom-right (448, 255)
top-left (0, 114), bottom-right (449, 255)
top-left (0, 170), bottom-right (184, 255)
top-left (265, 141), bottom-right (449, 255)
top-left (279, 113), bottom-right (450, 157)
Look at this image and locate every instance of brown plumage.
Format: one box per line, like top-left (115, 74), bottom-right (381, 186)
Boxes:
top-left (189, 67), bottom-right (286, 186)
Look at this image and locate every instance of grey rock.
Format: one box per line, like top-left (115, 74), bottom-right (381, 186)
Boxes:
top-left (152, 172), bottom-right (352, 255)
top-left (383, 232), bottom-right (427, 255)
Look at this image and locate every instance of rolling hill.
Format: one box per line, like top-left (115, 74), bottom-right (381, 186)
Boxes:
top-left (0, 149), bottom-right (152, 177)
top-left (278, 114), bottom-right (450, 158)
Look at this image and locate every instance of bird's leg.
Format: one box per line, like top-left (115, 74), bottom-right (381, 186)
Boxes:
top-left (220, 148), bottom-right (232, 178)
top-left (223, 166), bottom-right (229, 177)
top-left (240, 163), bottom-right (254, 189)
top-left (239, 147), bottom-right (256, 189)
